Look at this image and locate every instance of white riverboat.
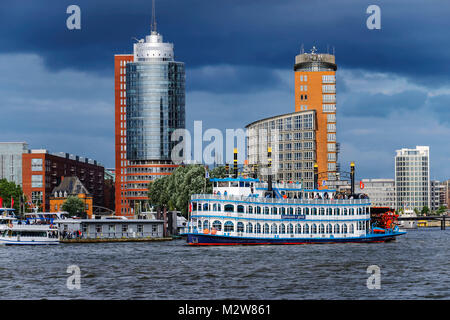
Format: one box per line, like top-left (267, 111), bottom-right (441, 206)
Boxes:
top-left (184, 177), bottom-right (406, 245)
top-left (0, 208), bottom-right (60, 245)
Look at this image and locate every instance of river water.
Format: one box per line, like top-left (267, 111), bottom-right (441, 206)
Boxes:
top-left (0, 228), bottom-right (448, 300)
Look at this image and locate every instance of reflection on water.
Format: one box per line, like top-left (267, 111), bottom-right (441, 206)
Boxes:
top-left (0, 228), bottom-right (448, 299)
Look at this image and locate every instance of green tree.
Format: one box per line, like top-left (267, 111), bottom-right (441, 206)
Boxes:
top-left (436, 205), bottom-right (447, 215)
top-left (0, 178), bottom-right (24, 213)
top-left (61, 196), bottom-right (85, 217)
top-left (148, 165), bottom-right (227, 217)
top-left (421, 206), bottom-right (430, 216)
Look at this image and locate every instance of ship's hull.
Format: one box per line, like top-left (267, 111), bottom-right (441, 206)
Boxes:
top-left (186, 232), bottom-right (406, 246)
top-left (0, 237), bottom-right (60, 245)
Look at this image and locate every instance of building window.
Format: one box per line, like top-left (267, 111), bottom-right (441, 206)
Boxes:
top-left (31, 159), bottom-right (43, 171)
top-left (31, 175), bottom-right (43, 188)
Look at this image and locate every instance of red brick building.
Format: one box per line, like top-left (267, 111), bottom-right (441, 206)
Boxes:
top-left (22, 150), bottom-right (104, 212)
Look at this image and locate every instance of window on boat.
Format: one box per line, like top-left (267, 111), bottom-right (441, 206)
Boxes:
top-left (264, 207), bottom-right (269, 214)
top-left (245, 182), bottom-right (250, 187)
top-left (271, 223), bottom-right (277, 234)
top-left (312, 224), bottom-right (317, 234)
top-left (319, 224), bottom-right (325, 233)
top-left (203, 220), bottom-right (209, 230)
top-left (327, 208), bottom-right (332, 215)
top-left (256, 206), bottom-right (262, 214)
top-left (350, 224), bottom-right (354, 233)
top-left (295, 224), bottom-right (302, 234)
top-left (296, 207), bottom-right (301, 215)
top-left (304, 207), bottom-right (310, 215)
top-left (237, 205), bottom-right (244, 213)
top-left (192, 202), bottom-right (197, 211)
top-left (197, 203), bottom-right (202, 211)
top-left (246, 223), bottom-right (253, 233)
top-left (255, 223), bottom-right (261, 234)
top-left (248, 206), bottom-right (253, 214)
top-left (231, 182), bottom-right (239, 187)
top-left (237, 222), bottom-right (244, 232)
top-left (224, 221), bottom-right (234, 232)
top-left (198, 220), bottom-right (202, 229)
top-left (288, 208), bottom-right (294, 215)
top-left (212, 220), bottom-right (222, 231)
top-left (288, 224), bottom-right (294, 234)
top-left (122, 224), bottom-right (128, 232)
top-left (203, 203), bottom-right (209, 211)
top-left (218, 181), bottom-right (228, 187)
top-left (319, 208), bottom-right (325, 215)
top-left (280, 224), bottom-right (286, 234)
top-left (224, 204), bottom-right (234, 212)
top-left (312, 208), bottom-right (317, 215)
top-left (327, 224), bottom-right (333, 234)
top-left (343, 208), bottom-right (348, 216)
top-left (336, 208), bottom-right (340, 216)
top-left (217, 204), bottom-right (221, 211)
top-left (342, 224), bottom-right (348, 234)
top-left (96, 225), bottom-right (102, 233)
top-left (271, 207), bottom-right (277, 215)
top-left (263, 223), bottom-right (270, 234)
top-left (334, 224), bottom-right (340, 234)
top-left (280, 207), bottom-right (286, 215)
top-left (304, 224), bottom-right (310, 234)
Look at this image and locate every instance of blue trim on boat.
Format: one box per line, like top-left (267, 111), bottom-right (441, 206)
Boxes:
top-left (191, 198), bottom-right (370, 207)
top-left (186, 231), bottom-right (406, 245)
top-left (190, 214), bottom-right (370, 222)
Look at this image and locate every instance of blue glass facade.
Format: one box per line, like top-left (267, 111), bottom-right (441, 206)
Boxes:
top-left (126, 61), bottom-right (185, 161)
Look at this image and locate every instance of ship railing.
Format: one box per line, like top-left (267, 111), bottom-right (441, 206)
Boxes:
top-left (191, 194), bottom-right (370, 205)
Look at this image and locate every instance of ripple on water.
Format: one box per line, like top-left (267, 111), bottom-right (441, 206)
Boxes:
top-left (0, 229), bottom-right (449, 299)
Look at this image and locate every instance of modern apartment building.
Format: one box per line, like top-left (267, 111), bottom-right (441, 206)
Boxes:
top-left (355, 179), bottom-right (395, 208)
top-left (395, 146), bottom-right (430, 211)
top-left (115, 15), bottom-right (185, 216)
top-left (431, 180), bottom-right (447, 211)
top-left (22, 150), bottom-right (104, 212)
top-left (246, 110), bottom-right (317, 189)
top-left (294, 47), bottom-right (338, 187)
top-left (0, 142), bottom-right (29, 186)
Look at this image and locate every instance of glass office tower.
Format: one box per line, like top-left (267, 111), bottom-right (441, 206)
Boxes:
top-left (125, 29), bottom-right (185, 214)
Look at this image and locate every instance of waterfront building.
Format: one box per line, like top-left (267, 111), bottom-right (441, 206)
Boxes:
top-left (22, 150), bottom-right (104, 212)
top-left (294, 47), bottom-right (339, 186)
top-left (0, 142), bottom-right (29, 186)
top-left (49, 176), bottom-right (93, 218)
top-left (115, 11), bottom-right (185, 217)
top-left (431, 180), bottom-right (447, 212)
top-left (246, 110), bottom-right (317, 189)
top-left (395, 146), bottom-right (430, 211)
top-left (355, 179), bottom-right (395, 209)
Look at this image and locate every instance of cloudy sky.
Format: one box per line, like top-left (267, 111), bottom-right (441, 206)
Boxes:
top-left (1, 0), bottom-right (449, 180)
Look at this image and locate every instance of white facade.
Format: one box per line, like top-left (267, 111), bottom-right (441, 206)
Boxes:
top-left (0, 142), bottom-right (29, 186)
top-left (355, 179), bottom-right (395, 208)
top-left (395, 146), bottom-right (430, 211)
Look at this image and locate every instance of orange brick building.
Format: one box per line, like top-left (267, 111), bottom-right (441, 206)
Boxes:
top-left (294, 47), bottom-right (338, 188)
top-left (49, 176), bottom-right (93, 218)
top-left (115, 54), bottom-right (134, 217)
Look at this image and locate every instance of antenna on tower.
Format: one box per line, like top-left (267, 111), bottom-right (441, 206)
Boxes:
top-left (151, 0), bottom-right (157, 33)
top-left (301, 43), bottom-right (304, 54)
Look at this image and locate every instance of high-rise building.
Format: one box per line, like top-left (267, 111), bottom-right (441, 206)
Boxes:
top-left (294, 47), bottom-right (338, 187)
top-left (246, 111), bottom-right (317, 189)
top-left (0, 142), bottom-right (29, 186)
top-left (115, 10), bottom-right (185, 216)
top-left (395, 146), bottom-right (430, 211)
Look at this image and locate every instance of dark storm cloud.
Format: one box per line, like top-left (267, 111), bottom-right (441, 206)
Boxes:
top-left (340, 90), bottom-right (428, 118)
top-left (1, 0), bottom-right (450, 88)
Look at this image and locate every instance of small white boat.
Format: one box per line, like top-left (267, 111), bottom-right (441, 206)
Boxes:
top-left (0, 208), bottom-right (60, 245)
